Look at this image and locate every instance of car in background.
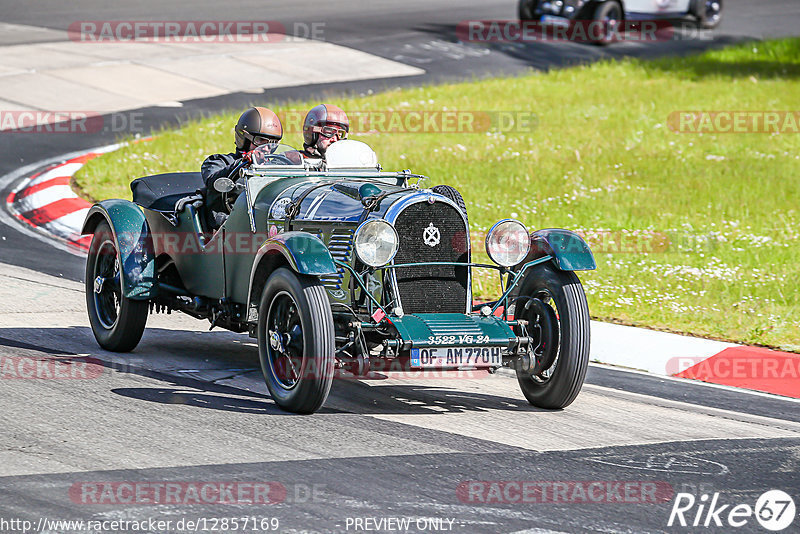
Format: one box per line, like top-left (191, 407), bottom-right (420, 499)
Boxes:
top-left (518, 0), bottom-right (723, 44)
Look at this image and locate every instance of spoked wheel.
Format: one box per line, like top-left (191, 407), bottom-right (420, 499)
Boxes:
top-left (696, 0), bottom-right (722, 29)
top-left (514, 262), bottom-right (590, 409)
top-left (591, 0), bottom-right (623, 45)
top-left (258, 268), bottom-right (335, 414)
top-left (85, 221), bottom-right (148, 352)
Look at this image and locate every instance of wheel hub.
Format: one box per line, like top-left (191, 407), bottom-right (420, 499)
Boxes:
top-left (269, 330), bottom-right (285, 352)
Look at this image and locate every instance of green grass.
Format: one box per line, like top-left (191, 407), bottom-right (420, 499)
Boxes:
top-left (75, 38), bottom-right (800, 351)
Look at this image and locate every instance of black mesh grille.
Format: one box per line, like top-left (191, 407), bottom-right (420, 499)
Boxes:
top-left (392, 201), bottom-right (469, 313)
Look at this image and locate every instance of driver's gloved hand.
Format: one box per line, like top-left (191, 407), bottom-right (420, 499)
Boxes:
top-left (242, 151), bottom-right (254, 164)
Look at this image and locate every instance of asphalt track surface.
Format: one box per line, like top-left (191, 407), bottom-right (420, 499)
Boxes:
top-left (1, 1), bottom-right (799, 532)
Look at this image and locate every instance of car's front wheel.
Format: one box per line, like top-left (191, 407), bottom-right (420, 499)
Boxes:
top-left (85, 220), bottom-right (148, 352)
top-left (590, 0), bottom-right (623, 45)
top-left (513, 262), bottom-right (590, 409)
top-left (257, 268), bottom-right (335, 414)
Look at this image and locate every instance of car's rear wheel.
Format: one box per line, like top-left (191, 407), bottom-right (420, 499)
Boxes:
top-left (258, 268), bottom-right (335, 414)
top-left (518, 0), bottom-right (540, 20)
top-left (590, 0), bottom-right (623, 45)
top-left (694, 0), bottom-right (722, 29)
top-left (513, 262), bottom-right (590, 409)
top-left (85, 220), bottom-right (148, 352)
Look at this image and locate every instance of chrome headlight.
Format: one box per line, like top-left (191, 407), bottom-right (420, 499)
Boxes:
top-left (485, 219), bottom-right (531, 267)
top-left (354, 219), bottom-right (399, 268)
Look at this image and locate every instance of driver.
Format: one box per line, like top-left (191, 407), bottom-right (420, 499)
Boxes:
top-left (202, 107), bottom-right (283, 228)
top-left (301, 104), bottom-right (349, 168)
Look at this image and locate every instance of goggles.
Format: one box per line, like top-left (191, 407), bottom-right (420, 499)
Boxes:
top-left (313, 125), bottom-right (348, 140)
top-left (250, 133), bottom-right (281, 146)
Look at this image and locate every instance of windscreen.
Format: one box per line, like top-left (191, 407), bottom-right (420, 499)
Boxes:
top-left (250, 143), bottom-right (304, 167)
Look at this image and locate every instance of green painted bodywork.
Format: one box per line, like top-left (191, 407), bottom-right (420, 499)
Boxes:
top-left (81, 199), bottom-right (158, 300)
top-left (98, 163), bottom-right (592, 354)
top-left (143, 201), bottom-right (226, 298)
top-left (528, 229), bottom-right (596, 271)
top-left (390, 313), bottom-right (516, 349)
top-left (253, 232), bottom-right (338, 276)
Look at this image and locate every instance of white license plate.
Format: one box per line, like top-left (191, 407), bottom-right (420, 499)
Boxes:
top-left (410, 347), bottom-right (503, 368)
top-left (540, 15), bottom-right (571, 27)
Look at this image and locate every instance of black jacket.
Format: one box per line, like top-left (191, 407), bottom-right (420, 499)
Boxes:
top-left (201, 151), bottom-right (242, 226)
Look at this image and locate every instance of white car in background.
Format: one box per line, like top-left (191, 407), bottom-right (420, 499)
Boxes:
top-left (518, 0), bottom-right (723, 44)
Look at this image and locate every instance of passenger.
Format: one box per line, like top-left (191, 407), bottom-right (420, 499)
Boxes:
top-left (202, 107), bottom-right (283, 228)
top-left (301, 104), bottom-right (350, 168)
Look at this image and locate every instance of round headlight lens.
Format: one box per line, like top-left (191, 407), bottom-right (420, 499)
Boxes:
top-left (485, 219), bottom-right (530, 267)
top-left (354, 219), bottom-right (399, 268)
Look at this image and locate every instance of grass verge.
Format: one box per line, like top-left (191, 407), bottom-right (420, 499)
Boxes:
top-left (75, 38), bottom-right (800, 351)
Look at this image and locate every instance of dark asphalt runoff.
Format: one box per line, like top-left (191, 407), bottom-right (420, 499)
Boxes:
top-left (0, 1), bottom-right (798, 533)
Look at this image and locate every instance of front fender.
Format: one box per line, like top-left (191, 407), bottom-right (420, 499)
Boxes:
top-left (254, 231), bottom-right (337, 277)
top-left (246, 232), bottom-right (337, 319)
top-left (524, 228), bottom-right (596, 271)
top-left (82, 200), bottom-right (157, 300)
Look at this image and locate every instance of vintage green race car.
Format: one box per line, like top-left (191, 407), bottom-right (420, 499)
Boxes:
top-left (82, 141), bottom-right (596, 414)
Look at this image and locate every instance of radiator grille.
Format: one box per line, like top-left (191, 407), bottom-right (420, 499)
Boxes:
top-left (392, 201), bottom-right (469, 313)
top-left (319, 228), bottom-right (352, 290)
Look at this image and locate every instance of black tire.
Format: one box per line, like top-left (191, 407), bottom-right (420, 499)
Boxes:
top-left (518, 0), bottom-right (540, 20)
top-left (431, 185), bottom-right (468, 224)
top-left (694, 0), bottom-right (722, 29)
top-left (257, 268), bottom-right (335, 414)
top-left (590, 0), bottom-right (623, 45)
top-left (514, 262), bottom-right (590, 409)
top-left (85, 221), bottom-right (148, 352)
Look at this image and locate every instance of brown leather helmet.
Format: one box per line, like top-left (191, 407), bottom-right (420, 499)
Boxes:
top-left (303, 104), bottom-right (349, 154)
top-left (235, 107), bottom-right (283, 151)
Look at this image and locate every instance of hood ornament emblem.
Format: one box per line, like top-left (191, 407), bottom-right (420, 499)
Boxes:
top-left (423, 223), bottom-right (440, 247)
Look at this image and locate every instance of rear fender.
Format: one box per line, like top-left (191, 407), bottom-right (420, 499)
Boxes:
top-left (246, 231), bottom-right (337, 320)
top-left (82, 200), bottom-right (157, 300)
